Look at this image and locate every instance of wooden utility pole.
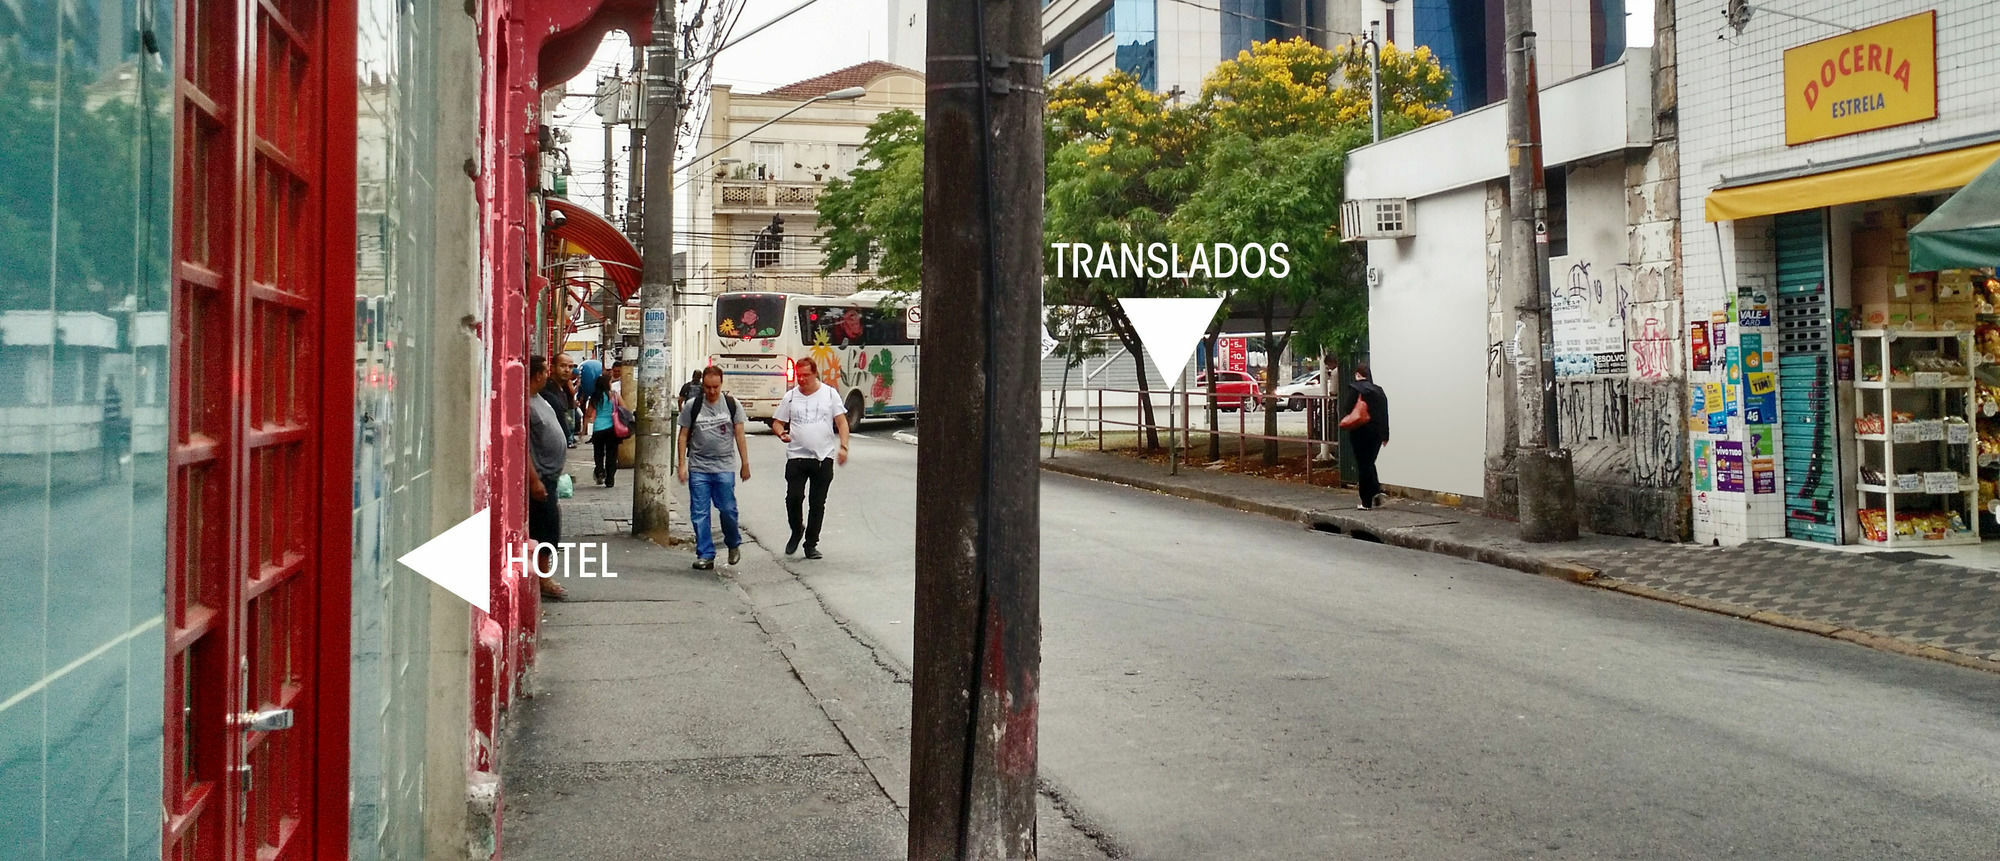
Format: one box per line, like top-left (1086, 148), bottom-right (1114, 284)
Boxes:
top-left (910, 0), bottom-right (1044, 857)
top-left (1503, 0), bottom-right (1578, 540)
top-left (633, 0), bottom-right (678, 537)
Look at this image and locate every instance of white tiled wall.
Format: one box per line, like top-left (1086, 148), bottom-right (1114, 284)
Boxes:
top-left (1678, 0), bottom-right (2000, 545)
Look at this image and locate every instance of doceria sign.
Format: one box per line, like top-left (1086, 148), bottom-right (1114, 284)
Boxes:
top-left (1783, 11), bottom-right (1937, 146)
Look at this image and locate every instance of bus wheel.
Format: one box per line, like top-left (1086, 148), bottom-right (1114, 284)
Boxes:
top-left (845, 391), bottom-right (865, 429)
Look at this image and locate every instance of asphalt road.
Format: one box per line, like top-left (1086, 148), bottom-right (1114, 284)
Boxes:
top-left (719, 423), bottom-right (2000, 860)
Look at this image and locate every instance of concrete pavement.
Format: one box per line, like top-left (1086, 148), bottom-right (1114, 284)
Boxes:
top-left (1040, 447), bottom-right (2000, 674)
top-left (500, 444), bottom-right (1113, 860)
top-left (738, 429), bottom-right (2000, 860)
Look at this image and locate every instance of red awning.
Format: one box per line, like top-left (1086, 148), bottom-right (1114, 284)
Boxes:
top-left (545, 197), bottom-right (642, 301)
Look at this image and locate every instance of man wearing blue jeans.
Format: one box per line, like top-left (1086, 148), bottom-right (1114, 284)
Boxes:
top-left (677, 366), bottom-right (752, 570)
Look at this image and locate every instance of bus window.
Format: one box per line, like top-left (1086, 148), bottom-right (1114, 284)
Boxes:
top-left (801, 305), bottom-right (866, 346)
top-left (717, 293), bottom-right (786, 339)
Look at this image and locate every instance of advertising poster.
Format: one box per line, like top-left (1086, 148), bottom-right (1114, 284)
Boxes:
top-left (1712, 311), bottom-right (1730, 349)
top-left (1741, 333), bottom-right (1764, 371)
top-left (1738, 285), bottom-right (1772, 328)
top-left (1753, 457), bottom-right (1776, 494)
top-left (1694, 440), bottom-right (1713, 491)
top-left (1716, 441), bottom-right (1745, 492)
top-left (1704, 382), bottom-right (1728, 434)
top-left (1745, 372), bottom-right (1778, 424)
top-left (1691, 321), bottom-right (1711, 371)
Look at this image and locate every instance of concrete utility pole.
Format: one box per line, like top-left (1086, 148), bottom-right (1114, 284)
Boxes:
top-left (1502, 0), bottom-right (1577, 541)
top-left (633, 0), bottom-right (678, 537)
top-left (909, 0), bottom-right (1043, 857)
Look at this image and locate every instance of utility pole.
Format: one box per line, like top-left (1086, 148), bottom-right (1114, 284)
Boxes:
top-left (1502, 0), bottom-right (1577, 541)
top-left (909, 0), bottom-right (1043, 856)
top-left (633, 0), bottom-right (678, 538)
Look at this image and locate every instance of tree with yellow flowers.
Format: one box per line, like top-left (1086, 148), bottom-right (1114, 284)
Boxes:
top-left (1044, 71), bottom-right (1209, 451)
top-left (1170, 36), bottom-right (1451, 465)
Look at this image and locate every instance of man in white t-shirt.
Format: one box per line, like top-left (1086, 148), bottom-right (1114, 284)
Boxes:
top-left (771, 356), bottom-right (850, 559)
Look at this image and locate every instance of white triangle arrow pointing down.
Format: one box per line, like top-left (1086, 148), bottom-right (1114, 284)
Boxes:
top-left (398, 508), bottom-right (491, 613)
top-left (1119, 297), bottom-right (1224, 388)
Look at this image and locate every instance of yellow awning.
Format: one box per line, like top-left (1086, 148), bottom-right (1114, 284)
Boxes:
top-left (1705, 141), bottom-right (2000, 222)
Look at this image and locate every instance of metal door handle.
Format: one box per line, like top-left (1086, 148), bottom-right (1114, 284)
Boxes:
top-left (234, 707), bottom-right (294, 732)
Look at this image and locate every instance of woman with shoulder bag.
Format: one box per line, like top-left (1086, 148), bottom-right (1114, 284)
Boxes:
top-left (1339, 364), bottom-right (1391, 510)
top-left (584, 375), bottom-right (630, 487)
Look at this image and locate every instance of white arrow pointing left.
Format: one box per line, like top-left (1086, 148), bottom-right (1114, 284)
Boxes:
top-left (398, 508), bottom-right (491, 613)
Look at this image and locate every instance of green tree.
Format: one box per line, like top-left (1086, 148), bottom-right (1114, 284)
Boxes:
top-left (1043, 71), bottom-right (1208, 451)
top-left (1176, 37), bottom-right (1449, 465)
top-left (815, 108), bottom-right (924, 294)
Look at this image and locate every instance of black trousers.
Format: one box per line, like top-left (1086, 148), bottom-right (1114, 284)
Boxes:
top-left (528, 472), bottom-right (562, 545)
top-left (784, 457), bottom-right (835, 547)
top-left (592, 428), bottom-right (619, 484)
top-left (1351, 430), bottom-right (1383, 504)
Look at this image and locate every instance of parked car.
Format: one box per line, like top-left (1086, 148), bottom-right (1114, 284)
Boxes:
top-left (1196, 370), bottom-right (1263, 411)
top-left (1274, 370), bottom-right (1326, 411)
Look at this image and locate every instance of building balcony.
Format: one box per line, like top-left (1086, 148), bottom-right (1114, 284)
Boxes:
top-left (711, 180), bottom-right (824, 215)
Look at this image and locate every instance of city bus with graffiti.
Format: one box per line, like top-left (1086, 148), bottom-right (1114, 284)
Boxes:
top-left (711, 290), bottom-right (919, 427)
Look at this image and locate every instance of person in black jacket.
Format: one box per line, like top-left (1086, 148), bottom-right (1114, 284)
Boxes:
top-left (1340, 364), bottom-right (1391, 509)
top-left (541, 353), bottom-right (579, 446)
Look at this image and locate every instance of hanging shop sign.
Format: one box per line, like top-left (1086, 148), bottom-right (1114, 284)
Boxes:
top-left (1784, 11), bottom-right (1937, 146)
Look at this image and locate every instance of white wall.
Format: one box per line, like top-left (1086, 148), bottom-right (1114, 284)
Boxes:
top-left (1347, 50), bottom-right (1651, 202)
top-left (1367, 184), bottom-right (1490, 497)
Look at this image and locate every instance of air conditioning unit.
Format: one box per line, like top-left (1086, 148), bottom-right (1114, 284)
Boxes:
top-left (1340, 198), bottom-right (1412, 241)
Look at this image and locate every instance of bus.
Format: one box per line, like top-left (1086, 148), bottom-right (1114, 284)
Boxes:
top-left (711, 290), bottom-right (919, 426)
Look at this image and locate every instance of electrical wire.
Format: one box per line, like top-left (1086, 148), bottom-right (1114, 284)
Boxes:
top-left (1162, 0), bottom-right (1364, 41)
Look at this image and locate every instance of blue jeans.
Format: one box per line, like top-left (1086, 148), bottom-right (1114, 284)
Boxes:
top-left (689, 471), bottom-right (741, 560)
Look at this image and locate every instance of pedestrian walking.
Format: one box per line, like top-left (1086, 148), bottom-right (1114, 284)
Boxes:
top-left (1339, 363), bottom-right (1391, 510)
top-left (583, 373), bottom-right (628, 487)
top-left (542, 353), bottom-right (579, 447)
top-left (677, 367), bottom-right (752, 570)
top-left (677, 370), bottom-right (703, 414)
top-left (526, 355), bottom-right (568, 600)
top-left (771, 357), bottom-right (849, 559)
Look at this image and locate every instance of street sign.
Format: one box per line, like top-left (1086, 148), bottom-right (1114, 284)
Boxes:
top-left (618, 305), bottom-right (642, 335)
top-left (905, 304), bottom-right (922, 340)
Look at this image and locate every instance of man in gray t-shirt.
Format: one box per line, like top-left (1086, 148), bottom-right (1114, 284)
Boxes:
top-left (677, 366), bottom-right (752, 569)
top-left (527, 355), bottom-right (569, 600)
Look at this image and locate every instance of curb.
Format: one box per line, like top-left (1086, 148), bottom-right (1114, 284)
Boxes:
top-left (1039, 458), bottom-right (2000, 677)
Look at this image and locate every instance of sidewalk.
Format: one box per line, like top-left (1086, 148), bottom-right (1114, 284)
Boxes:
top-left (501, 446), bottom-right (1114, 859)
top-left (1041, 448), bottom-right (2000, 675)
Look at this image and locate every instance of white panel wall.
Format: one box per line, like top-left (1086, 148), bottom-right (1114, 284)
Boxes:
top-left (1367, 184), bottom-right (1490, 497)
top-left (1348, 51), bottom-right (1651, 202)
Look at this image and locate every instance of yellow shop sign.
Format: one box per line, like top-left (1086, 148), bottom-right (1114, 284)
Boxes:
top-left (1783, 11), bottom-right (1937, 146)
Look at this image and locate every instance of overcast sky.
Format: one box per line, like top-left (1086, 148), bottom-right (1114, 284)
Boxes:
top-left (548, 0), bottom-right (893, 222)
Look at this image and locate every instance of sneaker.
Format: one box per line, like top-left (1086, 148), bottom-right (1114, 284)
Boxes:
top-left (1374, 493), bottom-right (1389, 508)
top-left (1357, 504), bottom-right (1374, 510)
top-left (693, 558), bottom-right (715, 570)
top-left (804, 546), bottom-right (823, 560)
top-left (727, 545), bottom-right (741, 566)
top-left (785, 532), bottom-right (802, 555)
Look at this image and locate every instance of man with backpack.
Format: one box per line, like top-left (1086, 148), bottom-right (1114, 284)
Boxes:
top-left (677, 366), bottom-right (752, 570)
top-left (1339, 363), bottom-right (1391, 510)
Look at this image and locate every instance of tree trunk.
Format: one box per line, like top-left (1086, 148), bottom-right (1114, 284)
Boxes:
top-left (1204, 328), bottom-right (1222, 462)
top-left (1262, 307), bottom-right (1285, 467)
top-left (1104, 306), bottom-right (1160, 452)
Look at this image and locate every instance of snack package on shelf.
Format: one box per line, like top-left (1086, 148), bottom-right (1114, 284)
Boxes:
top-left (1979, 323), bottom-right (2000, 362)
top-left (1856, 414), bottom-right (1885, 435)
top-left (1860, 508), bottom-right (1889, 543)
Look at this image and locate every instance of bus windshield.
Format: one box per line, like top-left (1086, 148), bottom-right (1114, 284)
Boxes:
top-left (716, 293), bottom-right (786, 339)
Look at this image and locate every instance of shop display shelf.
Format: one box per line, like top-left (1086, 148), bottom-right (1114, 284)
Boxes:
top-left (1857, 481), bottom-right (1976, 495)
top-left (1854, 379), bottom-right (1974, 390)
top-left (1852, 328), bottom-right (1980, 340)
top-left (1857, 532), bottom-right (1982, 548)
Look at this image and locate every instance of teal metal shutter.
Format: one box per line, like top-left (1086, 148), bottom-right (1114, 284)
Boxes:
top-left (1774, 211), bottom-right (1841, 543)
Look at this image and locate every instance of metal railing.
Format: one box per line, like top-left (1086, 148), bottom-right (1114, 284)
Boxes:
top-left (713, 180), bottom-right (824, 212)
top-left (1050, 387), bottom-right (1345, 482)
